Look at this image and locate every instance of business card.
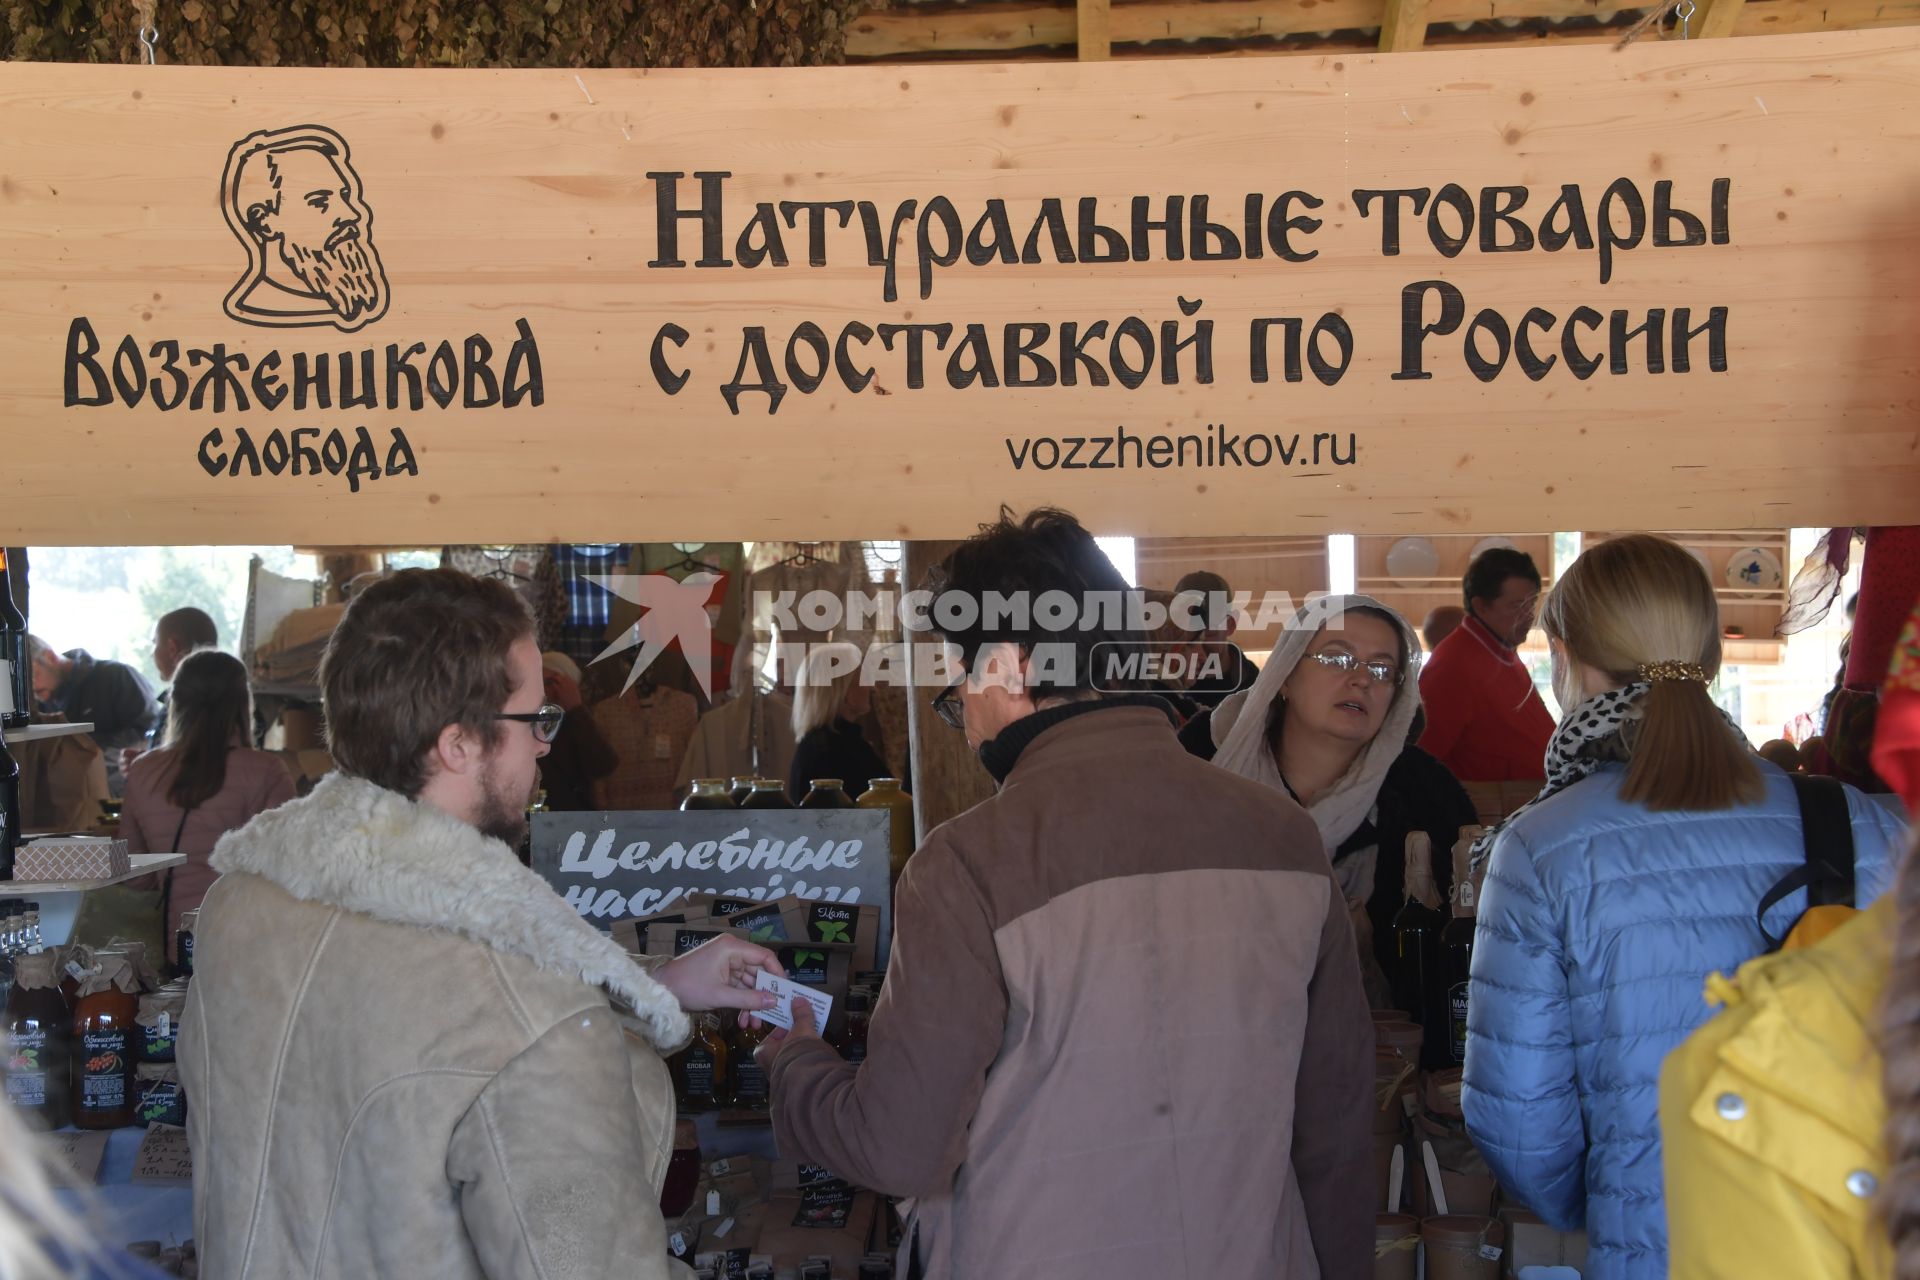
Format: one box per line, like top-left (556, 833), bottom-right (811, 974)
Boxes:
top-left (753, 971), bottom-right (834, 1033)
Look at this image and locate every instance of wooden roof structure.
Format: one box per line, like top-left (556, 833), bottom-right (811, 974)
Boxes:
top-left (843, 0), bottom-right (1920, 61)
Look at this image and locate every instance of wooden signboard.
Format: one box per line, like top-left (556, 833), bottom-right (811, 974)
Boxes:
top-left (530, 809), bottom-right (893, 959)
top-left (0, 31), bottom-right (1916, 546)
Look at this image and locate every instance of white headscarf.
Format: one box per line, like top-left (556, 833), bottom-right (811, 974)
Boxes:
top-left (1210, 595), bottom-right (1426, 888)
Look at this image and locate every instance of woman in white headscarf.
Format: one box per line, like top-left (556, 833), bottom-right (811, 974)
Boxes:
top-left (1178, 595), bottom-right (1478, 995)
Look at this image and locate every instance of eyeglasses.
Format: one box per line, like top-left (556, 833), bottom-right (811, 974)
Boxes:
top-left (494, 703), bottom-right (565, 743)
top-left (932, 679), bottom-right (966, 730)
top-left (1307, 650), bottom-right (1402, 686)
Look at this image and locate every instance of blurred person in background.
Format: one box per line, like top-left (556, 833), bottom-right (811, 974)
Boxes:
top-left (125, 606), bottom-right (220, 775)
top-left (121, 649), bottom-right (296, 964)
top-left (29, 635), bottom-right (157, 794)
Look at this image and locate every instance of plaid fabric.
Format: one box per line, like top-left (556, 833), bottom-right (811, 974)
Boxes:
top-left (552, 543), bottom-right (632, 666)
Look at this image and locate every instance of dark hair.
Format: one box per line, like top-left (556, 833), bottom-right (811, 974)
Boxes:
top-left (320, 568), bottom-right (532, 799)
top-left (157, 607), bottom-right (219, 651)
top-left (1463, 547), bottom-right (1543, 610)
top-left (162, 650), bottom-right (252, 809)
top-left (924, 506), bottom-right (1139, 694)
top-left (1174, 570), bottom-right (1234, 632)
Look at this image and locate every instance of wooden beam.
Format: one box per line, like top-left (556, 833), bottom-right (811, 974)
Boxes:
top-left (1079, 0), bottom-right (1114, 58)
top-left (903, 542), bottom-right (995, 844)
top-left (1381, 0), bottom-right (1432, 47)
top-left (1695, 0), bottom-right (1748, 34)
top-left (844, 0), bottom-right (1920, 59)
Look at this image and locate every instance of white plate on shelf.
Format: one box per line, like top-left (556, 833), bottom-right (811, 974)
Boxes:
top-left (1469, 536), bottom-right (1519, 562)
top-left (1385, 536), bottom-right (1441, 584)
top-left (1725, 546), bottom-right (1783, 590)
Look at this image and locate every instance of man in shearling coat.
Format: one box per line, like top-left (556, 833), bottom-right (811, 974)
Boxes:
top-left (180, 569), bottom-right (780, 1280)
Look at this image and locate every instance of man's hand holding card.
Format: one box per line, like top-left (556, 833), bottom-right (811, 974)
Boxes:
top-left (752, 971), bottom-right (833, 1073)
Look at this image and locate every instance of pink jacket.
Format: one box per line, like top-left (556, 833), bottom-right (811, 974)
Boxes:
top-left (122, 748), bottom-right (296, 944)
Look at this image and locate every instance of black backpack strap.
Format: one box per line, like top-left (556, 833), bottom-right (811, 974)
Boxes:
top-left (1757, 774), bottom-right (1858, 950)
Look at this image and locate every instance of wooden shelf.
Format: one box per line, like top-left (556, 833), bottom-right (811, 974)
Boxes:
top-left (1583, 529), bottom-right (1792, 667)
top-left (4, 722), bottom-right (95, 744)
top-left (1354, 533), bottom-right (1556, 645)
top-left (1134, 535), bottom-right (1331, 653)
top-left (6, 853), bottom-right (185, 895)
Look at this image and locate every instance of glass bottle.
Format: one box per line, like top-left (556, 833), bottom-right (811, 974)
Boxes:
top-left (838, 991), bottom-right (871, 1066)
top-left (0, 899), bottom-right (16, 1011)
top-left (71, 949), bottom-right (140, 1130)
top-left (4, 950), bottom-right (70, 1130)
top-left (176, 908), bottom-right (199, 980)
top-left (729, 1019), bottom-right (772, 1109)
top-left (21, 902), bottom-right (39, 957)
top-left (740, 779), bottom-right (793, 811)
top-left (856, 778), bottom-right (916, 888)
top-left (0, 735), bottom-right (18, 881)
top-left (799, 779), bottom-right (854, 810)
top-left (671, 1014), bottom-right (732, 1111)
top-left (0, 550), bottom-right (28, 731)
top-left (1391, 895), bottom-right (1447, 1071)
top-left (1441, 881), bottom-right (1478, 1065)
top-left (729, 775), bottom-right (757, 807)
top-left (680, 779), bottom-right (737, 812)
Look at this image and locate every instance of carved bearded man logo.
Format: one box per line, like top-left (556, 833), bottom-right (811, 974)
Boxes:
top-left (221, 125), bottom-right (391, 331)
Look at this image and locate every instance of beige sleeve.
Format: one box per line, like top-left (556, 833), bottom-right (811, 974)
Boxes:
top-left (447, 1007), bottom-right (680, 1280)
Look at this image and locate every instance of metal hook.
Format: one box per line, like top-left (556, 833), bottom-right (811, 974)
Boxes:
top-left (139, 25), bottom-right (158, 64)
top-left (1674, 0), bottom-right (1695, 38)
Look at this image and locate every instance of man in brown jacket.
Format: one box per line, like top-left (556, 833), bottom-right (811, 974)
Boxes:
top-left (761, 509), bottom-right (1374, 1279)
top-left (180, 569), bottom-right (780, 1280)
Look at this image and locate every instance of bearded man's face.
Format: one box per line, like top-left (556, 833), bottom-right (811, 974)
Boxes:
top-left (264, 147), bottom-right (386, 322)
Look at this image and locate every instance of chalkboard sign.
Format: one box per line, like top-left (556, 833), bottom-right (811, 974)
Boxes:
top-left (531, 809), bottom-right (893, 962)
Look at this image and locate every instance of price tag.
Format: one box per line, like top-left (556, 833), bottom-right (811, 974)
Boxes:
top-left (1479, 1244), bottom-right (1503, 1261)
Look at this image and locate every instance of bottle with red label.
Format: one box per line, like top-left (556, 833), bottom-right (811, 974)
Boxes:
top-left (71, 949), bottom-right (140, 1129)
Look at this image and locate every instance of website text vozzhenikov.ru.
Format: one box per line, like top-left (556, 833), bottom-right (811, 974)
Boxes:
top-left (1003, 424), bottom-right (1357, 472)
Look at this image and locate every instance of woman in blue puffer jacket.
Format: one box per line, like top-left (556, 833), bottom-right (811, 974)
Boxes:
top-left (1460, 533), bottom-right (1907, 1280)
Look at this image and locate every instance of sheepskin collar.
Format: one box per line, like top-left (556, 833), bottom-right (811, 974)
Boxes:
top-left (210, 771), bottom-right (689, 1050)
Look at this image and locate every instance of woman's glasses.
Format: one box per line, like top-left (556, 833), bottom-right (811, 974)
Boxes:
top-left (494, 703), bottom-right (566, 743)
top-left (1307, 650), bottom-right (1402, 686)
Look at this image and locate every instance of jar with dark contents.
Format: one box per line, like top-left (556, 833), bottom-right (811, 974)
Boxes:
top-left (71, 949), bottom-right (141, 1130)
top-left (741, 779), bottom-right (793, 810)
top-left (798, 779), bottom-right (854, 809)
top-left (680, 779), bottom-right (737, 812)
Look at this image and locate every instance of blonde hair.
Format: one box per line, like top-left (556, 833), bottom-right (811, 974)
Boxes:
top-left (1540, 533), bottom-right (1761, 812)
top-left (791, 642), bottom-right (864, 739)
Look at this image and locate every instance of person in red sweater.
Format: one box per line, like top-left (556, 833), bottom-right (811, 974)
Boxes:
top-left (1417, 547), bottom-right (1555, 781)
